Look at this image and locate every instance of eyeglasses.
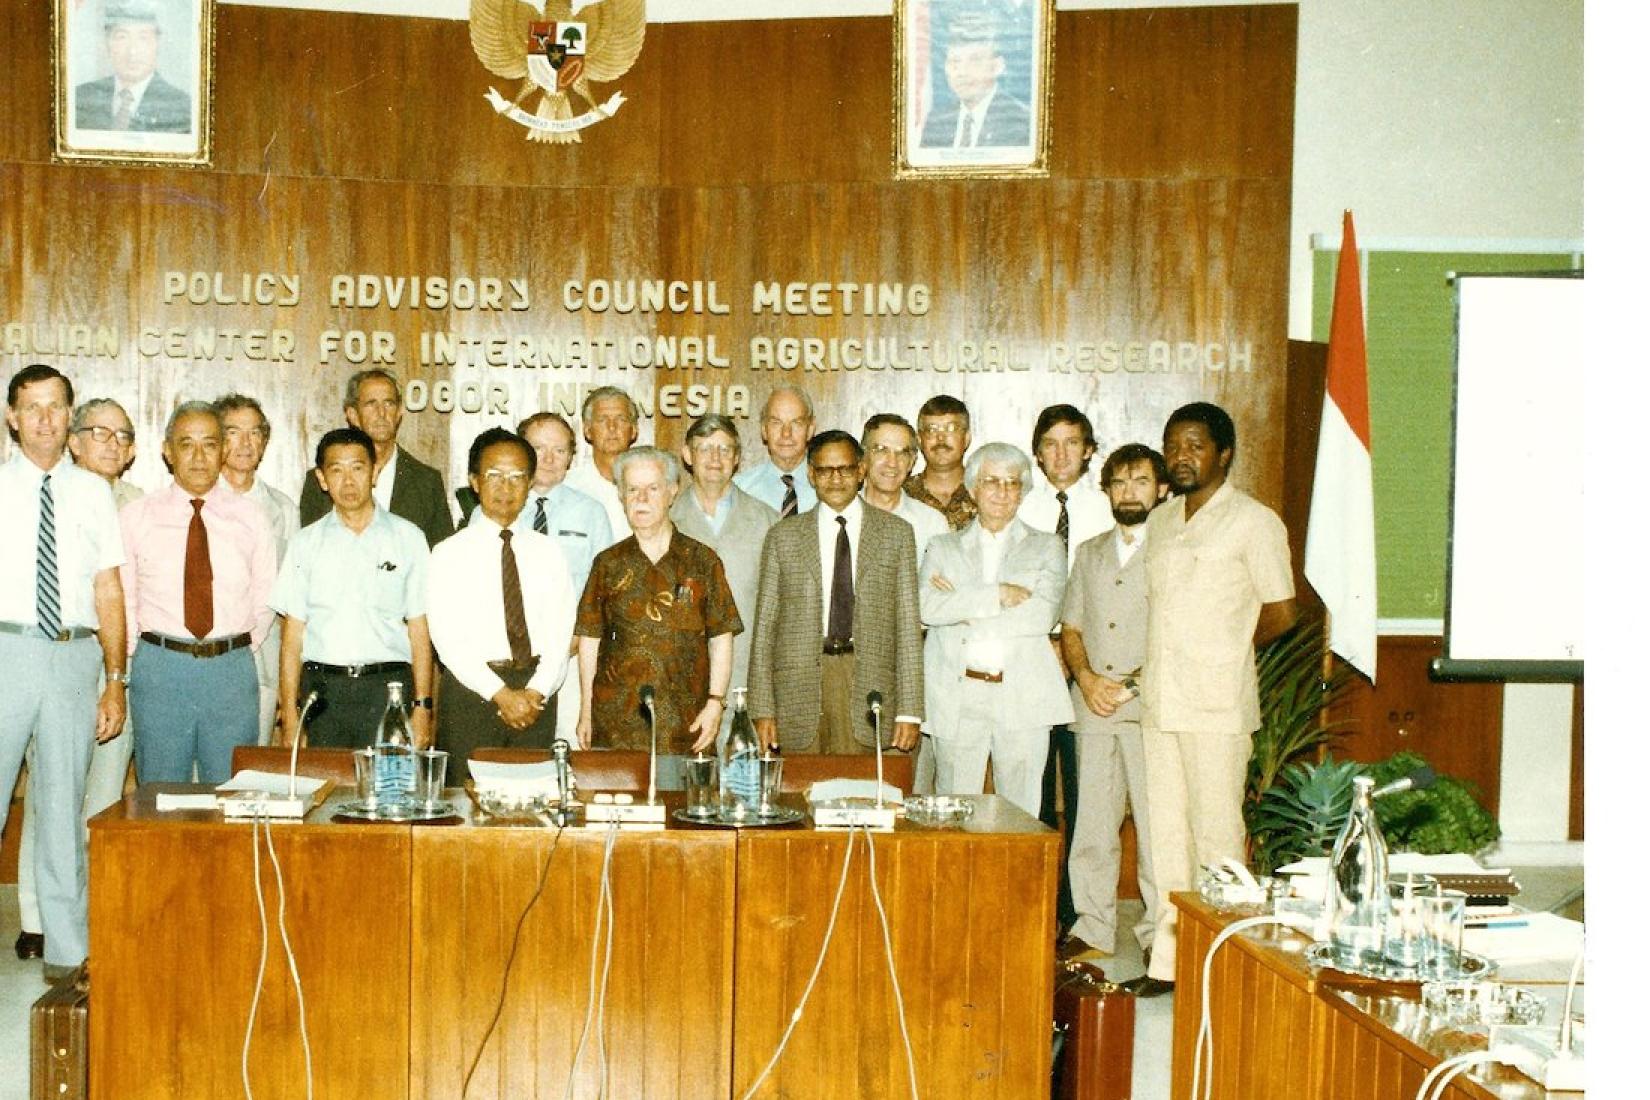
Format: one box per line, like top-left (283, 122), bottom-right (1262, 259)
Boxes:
top-left (809, 464), bottom-right (861, 480)
top-left (919, 423), bottom-right (965, 437)
top-left (690, 443), bottom-right (737, 459)
top-left (480, 469), bottom-right (529, 486)
top-left (76, 426), bottom-right (136, 446)
top-left (976, 476), bottom-right (1023, 494)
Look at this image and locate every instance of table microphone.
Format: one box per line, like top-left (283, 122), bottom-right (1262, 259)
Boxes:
top-left (867, 690), bottom-right (885, 810)
top-left (640, 684), bottom-right (658, 805)
top-left (287, 690), bottom-right (322, 799)
top-left (551, 738), bottom-right (576, 813)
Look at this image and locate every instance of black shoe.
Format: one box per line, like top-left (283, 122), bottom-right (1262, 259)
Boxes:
top-left (1120, 975), bottom-right (1175, 998)
top-left (14, 931), bottom-right (43, 960)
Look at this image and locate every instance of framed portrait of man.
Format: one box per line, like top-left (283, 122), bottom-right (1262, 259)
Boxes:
top-left (54, 0), bottom-right (213, 166)
top-left (896, 0), bottom-right (1052, 178)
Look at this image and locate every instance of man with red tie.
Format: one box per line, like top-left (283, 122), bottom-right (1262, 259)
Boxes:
top-left (120, 402), bottom-right (276, 784)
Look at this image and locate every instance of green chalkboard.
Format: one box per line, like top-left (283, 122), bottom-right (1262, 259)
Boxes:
top-left (1311, 248), bottom-right (1581, 621)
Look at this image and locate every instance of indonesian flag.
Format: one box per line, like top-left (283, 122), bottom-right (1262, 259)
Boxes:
top-left (1306, 211), bottom-right (1378, 681)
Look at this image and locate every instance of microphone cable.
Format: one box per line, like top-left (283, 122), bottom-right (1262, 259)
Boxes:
top-left (1191, 913), bottom-right (1315, 1100)
top-left (862, 827), bottom-right (920, 1099)
top-left (462, 821), bottom-right (566, 1098)
top-left (565, 821), bottom-right (621, 1100)
top-left (241, 813), bottom-right (314, 1100)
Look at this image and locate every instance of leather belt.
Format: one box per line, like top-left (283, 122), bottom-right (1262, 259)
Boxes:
top-left (487, 656), bottom-right (541, 674)
top-left (140, 631), bottom-right (252, 659)
top-left (303, 660), bottom-right (411, 679)
top-left (0, 621), bottom-right (96, 642)
top-left (964, 668), bottom-right (1004, 684)
top-left (822, 639), bottom-right (855, 656)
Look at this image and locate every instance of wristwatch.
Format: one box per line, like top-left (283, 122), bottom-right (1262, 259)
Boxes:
top-left (106, 669), bottom-right (128, 685)
top-left (412, 696), bottom-right (434, 710)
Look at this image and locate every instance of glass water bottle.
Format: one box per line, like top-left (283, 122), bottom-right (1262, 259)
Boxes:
top-left (719, 687), bottom-right (761, 815)
top-left (1327, 774), bottom-right (1389, 970)
top-left (374, 681), bottom-right (416, 809)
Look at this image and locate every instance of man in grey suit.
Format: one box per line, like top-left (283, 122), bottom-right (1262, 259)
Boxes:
top-left (1058, 443), bottom-right (1170, 962)
top-left (671, 414), bottom-right (778, 736)
top-left (920, 443), bottom-right (1072, 816)
top-left (748, 430), bottom-right (924, 755)
top-left (299, 369), bottom-right (454, 549)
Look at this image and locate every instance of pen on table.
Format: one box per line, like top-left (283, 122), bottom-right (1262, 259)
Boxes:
top-left (1465, 917), bottom-right (1530, 929)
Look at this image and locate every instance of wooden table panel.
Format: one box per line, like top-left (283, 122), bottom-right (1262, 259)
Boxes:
top-left (89, 791), bottom-right (411, 1100)
top-left (733, 800), bottom-right (1058, 1100)
top-left (409, 822), bottom-right (736, 1100)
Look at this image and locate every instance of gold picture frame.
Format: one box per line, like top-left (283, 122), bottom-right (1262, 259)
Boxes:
top-left (895, 0), bottom-right (1052, 179)
top-left (53, 0), bottom-right (214, 167)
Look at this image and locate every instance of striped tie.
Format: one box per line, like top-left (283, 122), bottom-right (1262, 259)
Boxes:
top-left (780, 474), bottom-right (798, 519)
top-left (533, 496), bottom-right (549, 535)
top-left (37, 474), bottom-right (61, 639)
top-left (1056, 490), bottom-right (1070, 547)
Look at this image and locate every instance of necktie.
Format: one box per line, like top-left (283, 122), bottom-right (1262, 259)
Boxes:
top-left (533, 496), bottom-right (549, 535)
top-left (36, 475), bottom-right (60, 639)
top-left (113, 88), bottom-right (134, 131)
top-left (827, 515), bottom-right (854, 644)
top-left (958, 109), bottom-right (978, 149)
top-left (183, 499), bottom-right (213, 639)
top-left (780, 474), bottom-right (798, 519)
top-left (501, 529), bottom-right (532, 663)
top-left (1056, 490), bottom-right (1070, 548)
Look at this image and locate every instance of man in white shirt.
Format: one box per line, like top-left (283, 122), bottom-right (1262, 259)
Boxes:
top-left (214, 394), bottom-right (299, 745)
top-left (734, 384), bottom-right (818, 518)
top-left (564, 386), bottom-right (639, 539)
top-left (1, 365), bottom-right (128, 981)
top-left (427, 428), bottom-right (576, 781)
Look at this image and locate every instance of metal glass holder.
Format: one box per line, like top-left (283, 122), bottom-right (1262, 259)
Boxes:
top-left (1305, 941), bottom-right (1496, 983)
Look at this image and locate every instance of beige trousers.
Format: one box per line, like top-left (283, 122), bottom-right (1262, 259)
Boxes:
top-left (1140, 726), bottom-right (1251, 981)
top-left (1068, 722), bottom-right (1158, 953)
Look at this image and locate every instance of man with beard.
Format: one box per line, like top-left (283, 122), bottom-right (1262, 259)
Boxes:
top-left (1126, 403), bottom-right (1297, 997)
top-left (299, 370), bottom-right (454, 549)
top-left (1057, 443), bottom-right (1168, 964)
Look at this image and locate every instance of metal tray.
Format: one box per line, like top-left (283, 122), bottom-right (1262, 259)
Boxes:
top-left (334, 798), bottom-right (459, 824)
top-left (671, 804), bottom-right (806, 828)
top-left (1305, 941), bottom-right (1496, 983)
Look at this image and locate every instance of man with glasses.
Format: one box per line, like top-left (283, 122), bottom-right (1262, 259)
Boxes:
top-left (67, 399), bottom-right (143, 510)
top-left (427, 428), bottom-right (575, 781)
top-left (735, 384), bottom-right (818, 518)
top-left (1, 366), bottom-right (127, 982)
top-left (214, 394), bottom-right (298, 744)
top-left (859, 413), bottom-right (948, 564)
top-left (299, 369), bottom-right (454, 549)
top-left (906, 394), bottom-right (977, 529)
top-left (748, 430), bottom-right (924, 755)
top-left (919, 443), bottom-right (1071, 816)
top-left (671, 414), bottom-right (778, 734)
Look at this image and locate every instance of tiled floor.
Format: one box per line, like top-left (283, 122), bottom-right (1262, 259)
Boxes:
top-left (0, 864), bottom-right (1582, 1100)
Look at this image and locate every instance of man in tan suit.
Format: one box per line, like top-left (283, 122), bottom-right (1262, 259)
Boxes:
top-left (748, 430), bottom-right (924, 754)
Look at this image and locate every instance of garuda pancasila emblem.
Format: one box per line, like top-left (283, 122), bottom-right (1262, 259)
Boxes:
top-left (470, 0), bottom-right (646, 143)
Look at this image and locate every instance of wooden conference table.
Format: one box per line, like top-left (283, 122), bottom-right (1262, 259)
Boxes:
top-left (1170, 893), bottom-right (1582, 1100)
top-left (88, 786), bottom-right (1058, 1099)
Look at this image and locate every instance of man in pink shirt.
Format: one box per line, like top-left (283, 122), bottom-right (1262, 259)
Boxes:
top-left (120, 401), bottom-right (276, 784)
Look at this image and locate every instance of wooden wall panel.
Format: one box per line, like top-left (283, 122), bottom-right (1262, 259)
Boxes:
top-left (2, 2), bottom-right (1296, 512)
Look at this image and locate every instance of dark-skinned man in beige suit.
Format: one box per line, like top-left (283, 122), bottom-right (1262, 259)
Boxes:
top-left (747, 430), bottom-right (924, 755)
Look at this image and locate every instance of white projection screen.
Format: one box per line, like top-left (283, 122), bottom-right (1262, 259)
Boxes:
top-left (1439, 272), bottom-right (1583, 680)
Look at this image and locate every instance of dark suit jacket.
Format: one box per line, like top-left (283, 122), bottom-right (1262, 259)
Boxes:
top-left (75, 74), bottom-right (191, 133)
top-left (747, 505), bottom-right (924, 750)
top-left (299, 446), bottom-right (454, 549)
top-left (920, 90), bottom-right (1032, 149)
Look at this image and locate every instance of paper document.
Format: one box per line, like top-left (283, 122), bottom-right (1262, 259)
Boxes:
top-left (216, 770), bottom-right (328, 797)
top-left (808, 779), bottom-right (904, 805)
top-left (154, 792), bottom-right (220, 811)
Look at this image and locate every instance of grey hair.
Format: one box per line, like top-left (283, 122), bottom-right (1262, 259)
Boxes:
top-left (762, 382), bottom-right (814, 420)
top-left (343, 369), bottom-right (401, 409)
top-left (581, 385), bottom-right (640, 423)
top-left (70, 397), bottom-right (133, 435)
top-left (211, 392), bottom-right (270, 435)
top-left (164, 400), bottom-right (222, 440)
top-left (684, 413), bottom-right (741, 449)
top-left (963, 442), bottom-right (1032, 492)
top-left (612, 446), bottom-right (680, 491)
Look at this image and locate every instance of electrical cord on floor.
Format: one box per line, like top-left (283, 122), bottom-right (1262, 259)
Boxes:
top-left (565, 822), bottom-right (620, 1100)
top-left (862, 828), bottom-right (920, 1100)
top-left (737, 828), bottom-right (859, 1100)
top-left (462, 822), bottom-right (566, 1098)
top-left (241, 814), bottom-right (314, 1100)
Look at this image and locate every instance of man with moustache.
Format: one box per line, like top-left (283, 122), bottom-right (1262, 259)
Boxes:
top-left (121, 401), bottom-right (276, 784)
top-left (564, 386), bottom-right (639, 538)
top-left (427, 428), bottom-right (576, 781)
top-left (299, 369), bottom-right (454, 549)
top-left (1057, 443), bottom-right (1169, 963)
top-left (671, 414), bottom-right (778, 728)
top-left (1127, 403), bottom-right (1298, 997)
top-left (734, 384), bottom-right (818, 519)
top-left (905, 394), bottom-right (977, 530)
top-left (272, 427), bottom-right (433, 750)
top-left (215, 394), bottom-right (298, 744)
top-left (1020, 404), bottom-right (1113, 937)
top-left (748, 431), bottom-right (924, 755)
top-left (1, 366), bottom-right (127, 980)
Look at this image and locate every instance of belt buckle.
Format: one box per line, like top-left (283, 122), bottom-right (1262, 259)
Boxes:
top-left (346, 663), bottom-right (367, 678)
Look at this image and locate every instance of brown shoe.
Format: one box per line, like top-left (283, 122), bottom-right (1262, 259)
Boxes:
top-left (1120, 975), bottom-right (1175, 998)
top-left (14, 931), bottom-right (43, 960)
top-left (1056, 933), bottom-right (1112, 961)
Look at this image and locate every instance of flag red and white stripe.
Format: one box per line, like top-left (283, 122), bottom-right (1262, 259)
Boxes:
top-left (1306, 211), bottom-right (1378, 681)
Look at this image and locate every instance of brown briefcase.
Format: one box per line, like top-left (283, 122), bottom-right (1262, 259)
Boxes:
top-left (1052, 959), bottom-right (1135, 1100)
top-left (31, 964), bottom-right (89, 1100)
